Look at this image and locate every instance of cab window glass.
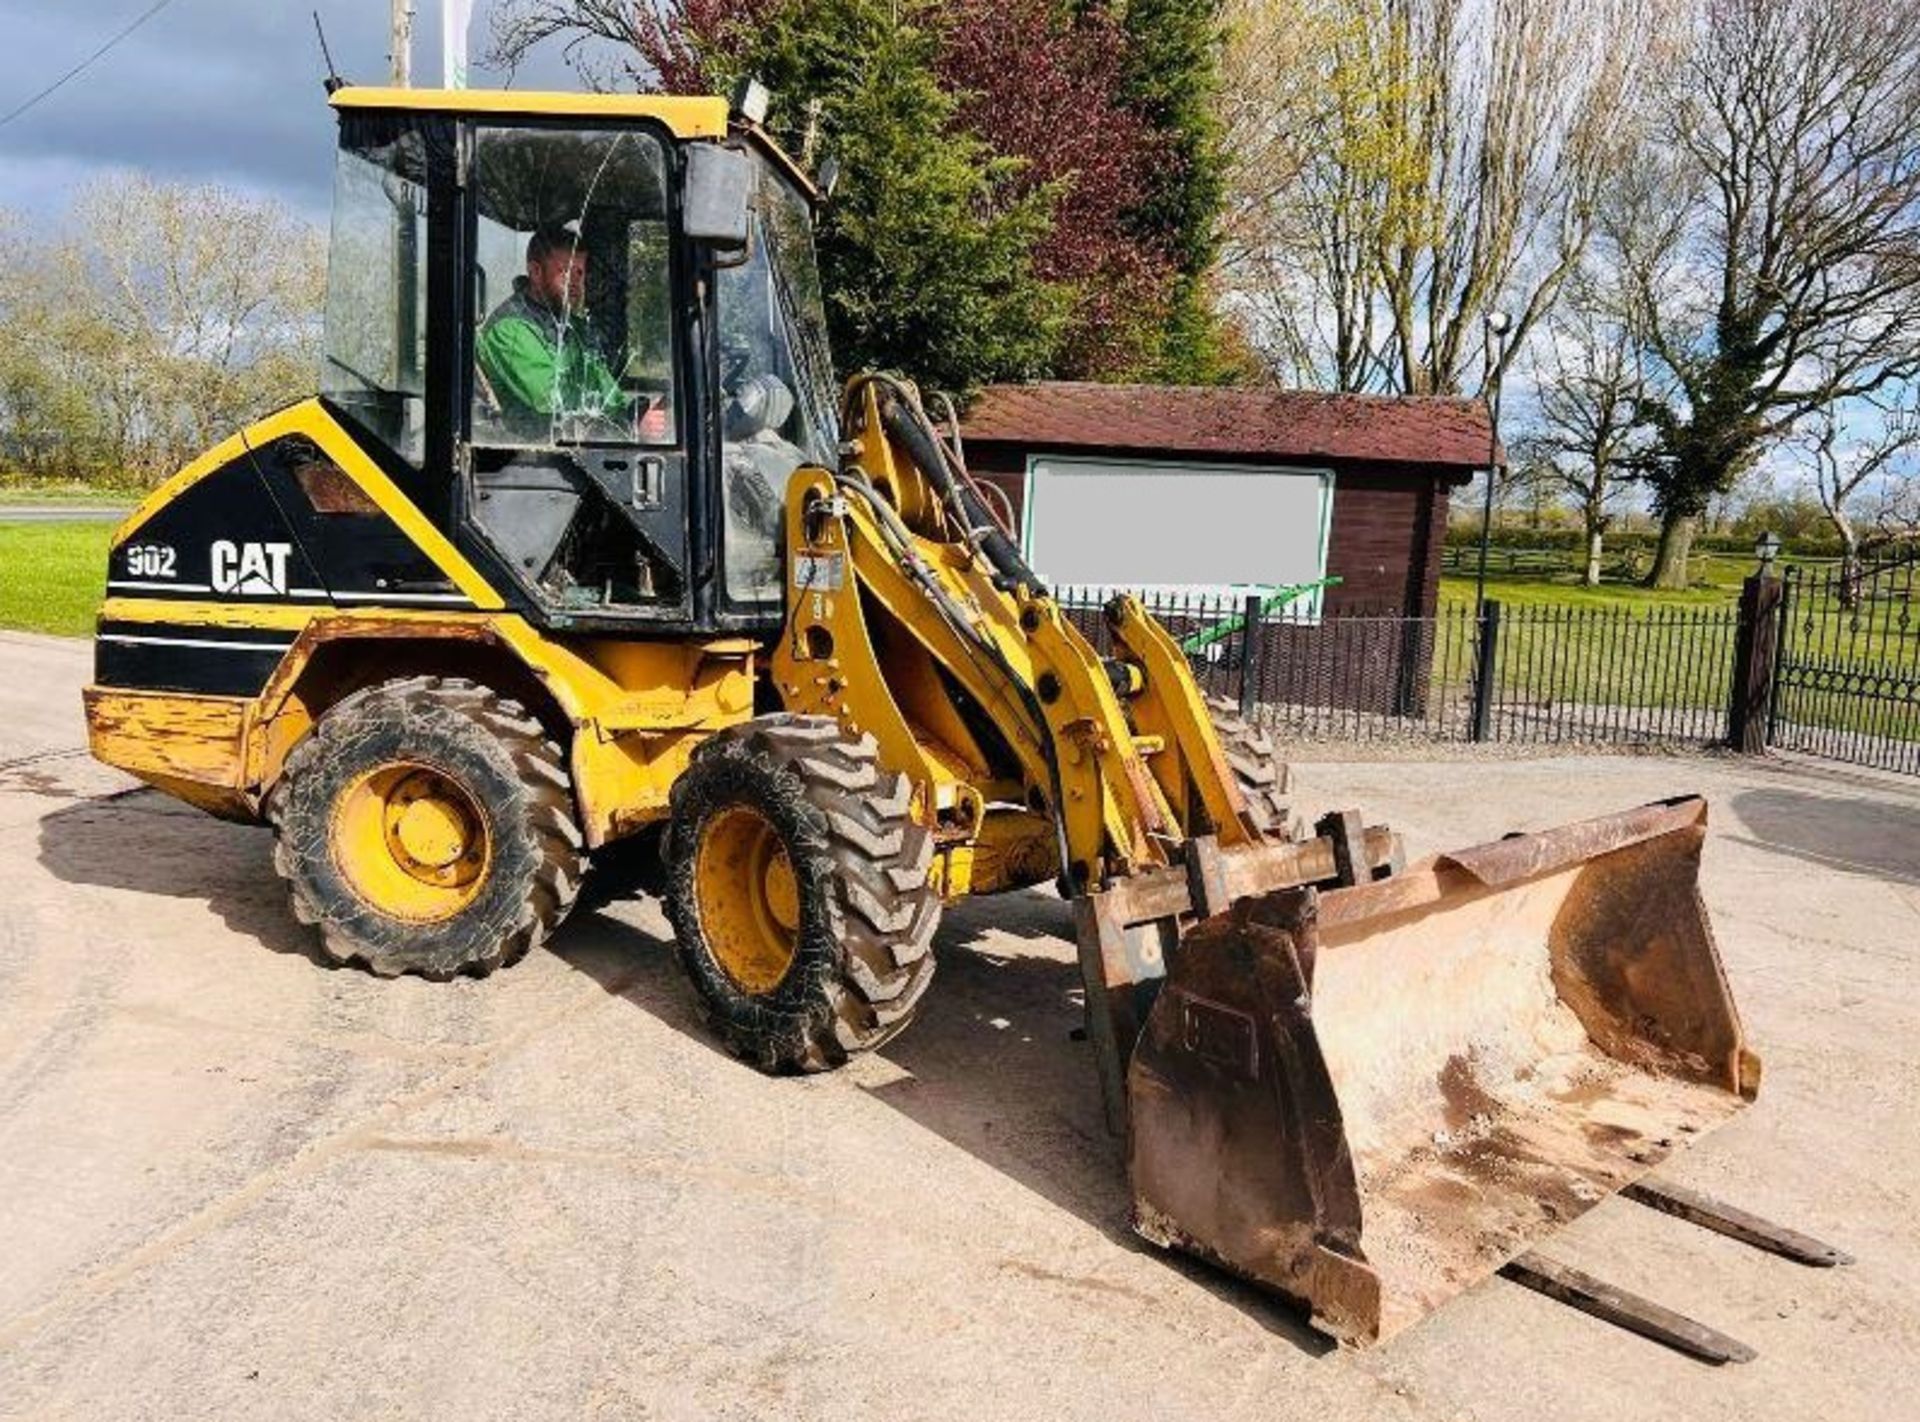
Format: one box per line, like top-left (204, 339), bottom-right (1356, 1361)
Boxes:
top-left (322, 115), bottom-right (432, 464)
top-left (470, 126), bottom-right (675, 448)
top-left (715, 155), bottom-right (838, 603)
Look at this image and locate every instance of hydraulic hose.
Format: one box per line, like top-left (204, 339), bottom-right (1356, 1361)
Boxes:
top-left (867, 378), bottom-right (1046, 599)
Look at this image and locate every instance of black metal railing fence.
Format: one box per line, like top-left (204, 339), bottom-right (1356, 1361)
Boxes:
top-left (1770, 553), bottom-right (1920, 774)
top-left (1055, 587), bottom-right (1744, 750)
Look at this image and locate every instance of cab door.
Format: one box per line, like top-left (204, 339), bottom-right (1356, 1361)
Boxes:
top-left (457, 119), bottom-right (694, 625)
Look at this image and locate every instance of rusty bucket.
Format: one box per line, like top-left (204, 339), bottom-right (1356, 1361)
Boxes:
top-left (1126, 797), bottom-right (1761, 1344)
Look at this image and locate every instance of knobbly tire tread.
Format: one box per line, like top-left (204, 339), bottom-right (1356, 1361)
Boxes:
top-left (665, 714), bottom-right (940, 1073)
top-left (266, 676), bottom-right (585, 979)
top-left (1205, 695), bottom-right (1297, 840)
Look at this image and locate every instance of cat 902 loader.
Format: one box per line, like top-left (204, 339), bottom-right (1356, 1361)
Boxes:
top-left (84, 83), bottom-right (1821, 1352)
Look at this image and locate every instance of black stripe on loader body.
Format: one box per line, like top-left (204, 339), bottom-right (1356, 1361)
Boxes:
top-left (94, 620), bottom-right (297, 697)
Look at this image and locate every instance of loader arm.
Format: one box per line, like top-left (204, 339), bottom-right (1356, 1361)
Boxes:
top-left (770, 378), bottom-right (1296, 896)
top-left (771, 377), bottom-right (1404, 1116)
top-left (772, 376), bottom-right (1761, 1350)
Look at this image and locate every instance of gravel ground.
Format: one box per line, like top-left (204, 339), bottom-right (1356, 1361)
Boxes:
top-left (2, 629), bottom-right (1916, 1422)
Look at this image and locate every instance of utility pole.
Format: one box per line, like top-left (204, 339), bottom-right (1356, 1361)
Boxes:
top-left (390, 0), bottom-right (416, 86)
top-left (1473, 311), bottom-right (1513, 618)
top-left (389, 0), bottom-right (420, 400)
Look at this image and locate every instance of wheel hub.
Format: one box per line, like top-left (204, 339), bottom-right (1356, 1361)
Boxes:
top-left (391, 785), bottom-right (472, 870)
top-left (695, 804), bottom-right (800, 994)
top-left (333, 763), bottom-right (491, 921)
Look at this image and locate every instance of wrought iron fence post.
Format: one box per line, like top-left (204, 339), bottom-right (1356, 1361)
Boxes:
top-left (1727, 569), bottom-right (1784, 754)
top-left (1470, 598), bottom-right (1502, 743)
top-left (1238, 592), bottom-right (1264, 721)
top-left (1765, 567), bottom-right (1796, 746)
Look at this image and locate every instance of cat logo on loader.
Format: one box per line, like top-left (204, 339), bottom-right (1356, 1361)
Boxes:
top-left (209, 541), bottom-right (292, 597)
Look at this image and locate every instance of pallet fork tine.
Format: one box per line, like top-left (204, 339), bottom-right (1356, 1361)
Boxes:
top-left (1623, 1179), bottom-right (1855, 1267)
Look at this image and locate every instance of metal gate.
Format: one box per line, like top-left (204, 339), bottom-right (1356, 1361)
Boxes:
top-left (1769, 553), bottom-right (1920, 774)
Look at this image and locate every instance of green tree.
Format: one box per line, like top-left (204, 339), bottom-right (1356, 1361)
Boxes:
top-left (722, 0), bottom-right (1071, 387)
top-left (1116, 0), bottom-right (1240, 382)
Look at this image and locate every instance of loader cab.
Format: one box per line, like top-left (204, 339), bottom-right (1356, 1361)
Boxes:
top-left (318, 88), bottom-right (837, 633)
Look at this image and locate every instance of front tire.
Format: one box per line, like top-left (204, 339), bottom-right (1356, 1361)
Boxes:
top-left (268, 676), bottom-right (585, 979)
top-left (665, 716), bottom-right (939, 1072)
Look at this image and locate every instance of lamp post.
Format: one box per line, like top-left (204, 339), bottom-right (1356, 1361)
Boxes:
top-left (1473, 310), bottom-right (1512, 618)
top-left (1754, 530), bottom-right (1781, 570)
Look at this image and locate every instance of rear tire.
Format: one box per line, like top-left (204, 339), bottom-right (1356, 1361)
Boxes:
top-left (267, 676), bottom-right (585, 979)
top-left (665, 715), bottom-right (939, 1073)
top-left (1206, 695), bottom-right (1297, 840)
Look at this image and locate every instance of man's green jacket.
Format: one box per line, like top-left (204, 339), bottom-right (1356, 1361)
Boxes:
top-left (476, 277), bottom-right (626, 437)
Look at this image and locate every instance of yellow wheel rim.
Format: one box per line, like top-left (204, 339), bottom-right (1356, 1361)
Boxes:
top-left (695, 804), bottom-right (800, 994)
top-left (331, 763), bottom-right (491, 922)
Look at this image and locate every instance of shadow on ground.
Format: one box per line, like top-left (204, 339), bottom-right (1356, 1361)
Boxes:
top-left (37, 788), bottom-right (1326, 1353)
top-left (1728, 782), bottom-right (1920, 886)
top-left (558, 888), bottom-right (1330, 1354)
top-left (37, 789), bottom-right (320, 962)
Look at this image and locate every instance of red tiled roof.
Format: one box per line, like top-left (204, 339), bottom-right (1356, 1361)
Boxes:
top-left (960, 381), bottom-right (1497, 474)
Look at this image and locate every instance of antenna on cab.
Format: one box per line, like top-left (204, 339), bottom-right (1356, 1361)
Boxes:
top-left (313, 10), bottom-right (345, 95)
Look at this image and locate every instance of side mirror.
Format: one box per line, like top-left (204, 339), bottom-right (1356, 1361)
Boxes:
top-left (684, 144), bottom-right (752, 250)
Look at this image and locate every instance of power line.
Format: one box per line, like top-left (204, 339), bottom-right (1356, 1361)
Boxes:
top-left (0, 0), bottom-right (184, 132)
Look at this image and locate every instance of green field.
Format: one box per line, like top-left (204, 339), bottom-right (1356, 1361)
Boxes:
top-left (1428, 562), bottom-right (1920, 749)
top-left (0, 522), bottom-right (112, 636)
top-left (1437, 559), bottom-right (1754, 610)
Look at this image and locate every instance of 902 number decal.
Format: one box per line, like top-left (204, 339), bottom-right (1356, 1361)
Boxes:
top-left (124, 544), bottom-right (178, 579)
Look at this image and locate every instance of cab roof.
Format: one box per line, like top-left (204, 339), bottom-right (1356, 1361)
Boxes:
top-left (330, 86), bottom-right (730, 139)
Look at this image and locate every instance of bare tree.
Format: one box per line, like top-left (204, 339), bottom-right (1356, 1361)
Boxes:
top-left (490, 1), bottom-right (652, 90)
top-left (1871, 480), bottom-right (1920, 548)
top-left (1807, 393), bottom-right (1920, 605)
top-left (490, 2), bottom-right (773, 92)
top-left (0, 177), bottom-right (323, 485)
top-left (1622, 0), bottom-right (1920, 588)
top-left (1224, 0), bottom-right (1665, 396)
top-left (74, 176), bottom-right (324, 480)
top-left (1523, 273), bottom-right (1655, 583)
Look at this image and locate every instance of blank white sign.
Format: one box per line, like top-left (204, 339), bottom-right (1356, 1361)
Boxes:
top-left (1023, 456), bottom-right (1333, 595)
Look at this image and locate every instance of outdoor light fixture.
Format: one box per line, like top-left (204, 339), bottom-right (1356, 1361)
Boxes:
top-left (1484, 309), bottom-right (1514, 337)
top-left (731, 77), bottom-right (772, 125)
top-left (1755, 531), bottom-right (1782, 566)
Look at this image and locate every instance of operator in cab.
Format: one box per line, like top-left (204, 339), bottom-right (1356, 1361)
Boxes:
top-left (475, 223), bottom-right (632, 441)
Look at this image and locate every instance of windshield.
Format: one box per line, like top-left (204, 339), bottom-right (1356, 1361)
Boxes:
top-left (470, 125), bottom-right (677, 449)
top-left (715, 153), bottom-right (837, 602)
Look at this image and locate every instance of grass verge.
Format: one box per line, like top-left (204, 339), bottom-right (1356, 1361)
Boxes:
top-left (0, 521), bottom-right (110, 636)
top-left (0, 481), bottom-right (138, 506)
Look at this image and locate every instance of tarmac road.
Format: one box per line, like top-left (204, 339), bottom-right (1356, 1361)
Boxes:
top-left (0, 506), bottom-right (128, 524)
top-left (1, 627), bottom-right (1916, 1421)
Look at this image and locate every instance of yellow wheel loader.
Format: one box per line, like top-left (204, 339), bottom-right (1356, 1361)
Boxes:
top-left (85, 84), bottom-right (1838, 1354)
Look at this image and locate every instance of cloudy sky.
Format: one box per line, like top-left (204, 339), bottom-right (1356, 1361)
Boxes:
top-left (0, 0), bottom-right (578, 223)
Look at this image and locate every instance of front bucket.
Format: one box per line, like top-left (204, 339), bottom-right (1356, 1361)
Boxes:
top-left (1126, 797), bottom-right (1761, 1344)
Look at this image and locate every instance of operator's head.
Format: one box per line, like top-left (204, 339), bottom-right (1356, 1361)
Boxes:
top-left (527, 223), bottom-right (587, 313)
